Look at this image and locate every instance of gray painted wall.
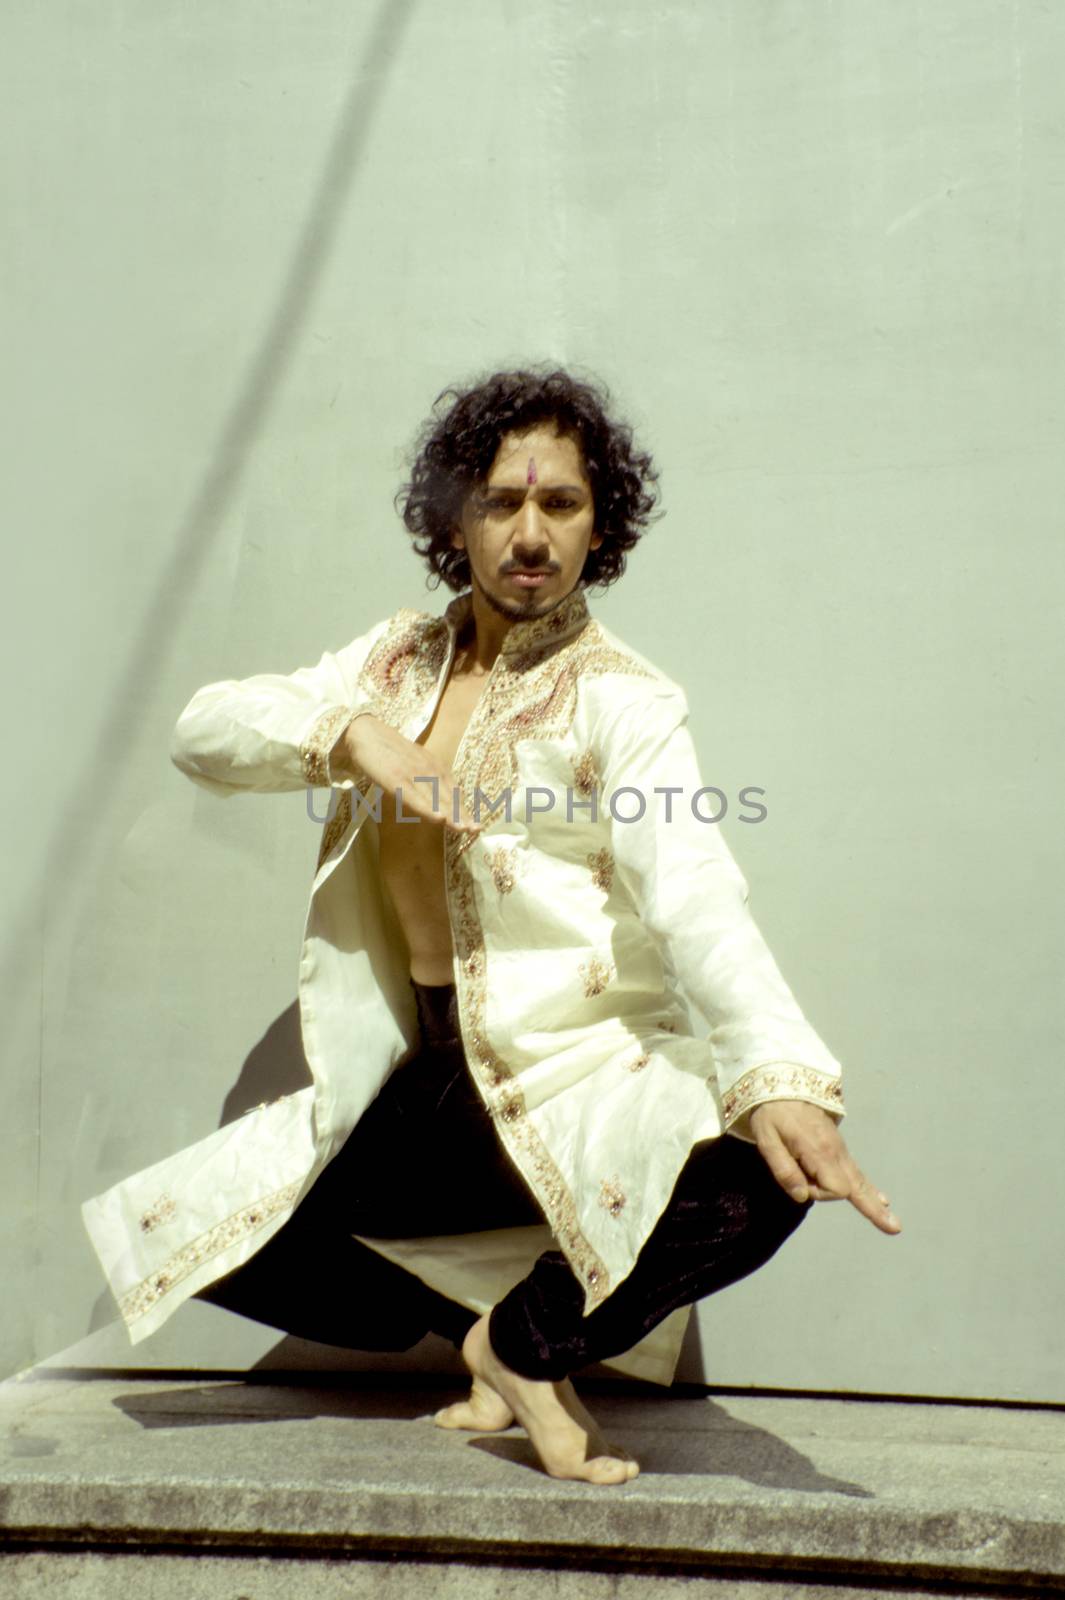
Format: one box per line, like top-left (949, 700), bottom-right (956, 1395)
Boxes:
top-left (5, 0), bottom-right (1062, 1400)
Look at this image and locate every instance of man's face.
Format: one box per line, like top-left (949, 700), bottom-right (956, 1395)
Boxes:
top-left (451, 424), bottom-right (602, 622)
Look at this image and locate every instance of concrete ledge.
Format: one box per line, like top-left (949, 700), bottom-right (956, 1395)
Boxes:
top-left (0, 1551), bottom-right (1032, 1600)
top-left (1, 1372), bottom-right (1063, 1596)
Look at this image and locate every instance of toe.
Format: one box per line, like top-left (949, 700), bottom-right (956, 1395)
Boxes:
top-left (583, 1455), bottom-right (633, 1486)
top-left (432, 1403), bottom-right (469, 1429)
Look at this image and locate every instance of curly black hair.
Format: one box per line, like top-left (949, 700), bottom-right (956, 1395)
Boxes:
top-left (395, 365), bottom-right (662, 593)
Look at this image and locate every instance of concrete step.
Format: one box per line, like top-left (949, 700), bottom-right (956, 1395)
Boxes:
top-left (1, 1370), bottom-right (1062, 1597)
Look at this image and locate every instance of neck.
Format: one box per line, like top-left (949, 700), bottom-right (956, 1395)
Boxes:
top-left (444, 579), bottom-right (589, 676)
top-left (460, 573), bottom-right (567, 671)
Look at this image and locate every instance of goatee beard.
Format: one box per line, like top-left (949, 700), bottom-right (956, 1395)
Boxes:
top-left (474, 571), bottom-right (559, 622)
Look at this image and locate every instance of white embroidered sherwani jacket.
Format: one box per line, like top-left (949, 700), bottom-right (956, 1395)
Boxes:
top-left (83, 584), bottom-right (845, 1386)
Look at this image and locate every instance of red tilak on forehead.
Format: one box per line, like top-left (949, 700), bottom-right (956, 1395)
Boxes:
top-left (527, 457), bottom-right (537, 485)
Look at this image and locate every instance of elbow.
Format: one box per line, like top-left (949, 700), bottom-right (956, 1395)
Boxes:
top-left (170, 705), bottom-right (224, 788)
top-left (170, 711), bottom-right (200, 779)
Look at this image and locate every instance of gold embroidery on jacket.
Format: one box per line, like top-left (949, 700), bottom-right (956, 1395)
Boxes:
top-left (573, 748), bottom-right (600, 795)
top-left (317, 791), bottom-right (353, 868)
top-left (119, 1182), bottom-right (303, 1326)
top-left (722, 1064), bottom-right (845, 1127)
top-left (499, 1093), bottom-right (525, 1124)
top-left (462, 947), bottom-right (486, 982)
top-left (587, 847), bottom-right (614, 894)
top-left (315, 774), bottom-right (384, 870)
top-left (365, 611), bottom-right (427, 695)
top-left (598, 1178), bottom-right (626, 1218)
top-left (139, 1196), bottom-right (176, 1234)
top-left (300, 705), bottom-right (358, 787)
top-left (578, 956), bottom-right (615, 998)
top-left (485, 845), bottom-right (519, 895)
top-left (360, 612), bottom-right (451, 733)
top-left (470, 667), bottom-right (580, 825)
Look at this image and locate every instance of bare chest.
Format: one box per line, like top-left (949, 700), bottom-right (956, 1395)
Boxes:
top-left (374, 661), bottom-right (489, 847)
top-left (373, 664), bottom-right (493, 980)
top-left (412, 665), bottom-right (491, 771)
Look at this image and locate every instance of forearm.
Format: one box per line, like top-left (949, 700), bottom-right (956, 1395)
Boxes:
top-left (170, 625), bottom-right (387, 797)
top-left (595, 680), bottom-right (846, 1137)
top-left (665, 879), bottom-right (846, 1137)
top-left (326, 711), bottom-right (379, 787)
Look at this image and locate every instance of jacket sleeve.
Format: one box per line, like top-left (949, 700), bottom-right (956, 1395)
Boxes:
top-left (593, 678), bottom-right (846, 1139)
top-left (170, 617), bottom-right (391, 798)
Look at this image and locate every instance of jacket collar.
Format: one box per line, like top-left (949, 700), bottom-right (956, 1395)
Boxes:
top-left (442, 583), bottom-right (591, 664)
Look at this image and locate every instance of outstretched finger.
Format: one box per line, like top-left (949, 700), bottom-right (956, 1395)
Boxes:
top-left (798, 1144), bottom-right (902, 1235)
top-left (846, 1168), bottom-right (902, 1234)
top-left (395, 782), bottom-right (481, 833)
top-left (441, 773), bottom-right (483, 834)
top-left (444, 807), bottom-right (483, 834)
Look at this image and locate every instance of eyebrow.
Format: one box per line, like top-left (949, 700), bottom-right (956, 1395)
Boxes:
top-left (482, 483), bottom-right (587, 494)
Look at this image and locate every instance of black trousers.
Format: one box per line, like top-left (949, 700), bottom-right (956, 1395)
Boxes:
top-left (198, 980), bottom-right (811, 1381)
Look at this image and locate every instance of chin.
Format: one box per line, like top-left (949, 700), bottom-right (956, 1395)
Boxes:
top-left (481, 582), bottom-right (557, 620)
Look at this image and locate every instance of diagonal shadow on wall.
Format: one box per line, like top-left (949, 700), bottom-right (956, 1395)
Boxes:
top-left (2, 0), bottom-right (420, 1235)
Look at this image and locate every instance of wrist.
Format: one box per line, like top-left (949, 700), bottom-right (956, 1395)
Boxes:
top-left (749, 1098), bottom-right (837, 1130)
top-left (329, 711), bottom-right (375, 781)
top-left (344, 710), bottom-right (379, 758)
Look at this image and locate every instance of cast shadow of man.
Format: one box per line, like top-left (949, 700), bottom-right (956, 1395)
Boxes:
top-left (110, 1379), bottom-right (869, 1497)
top-left (217, 1002), bottom-right (312, 1125)
top-left (468, 1393), bottom-right (871, 1495)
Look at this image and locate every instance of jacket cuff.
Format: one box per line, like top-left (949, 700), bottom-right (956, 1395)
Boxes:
top-left (721, 1062), bottom-right (846, 1141)
top-left (299, 706), bottom-right (367, 787)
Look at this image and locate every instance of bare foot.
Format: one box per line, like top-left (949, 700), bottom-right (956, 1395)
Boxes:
top-left (460, 1314), bottom-right (640, 1485)
top-left (433, 1373), bottom-right (515, 1433)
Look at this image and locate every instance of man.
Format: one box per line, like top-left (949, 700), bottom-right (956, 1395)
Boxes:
top-left (84, 366), bottom-right (900, 1486)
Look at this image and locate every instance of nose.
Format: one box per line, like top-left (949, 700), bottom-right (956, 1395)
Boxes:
top-left (513, 498), bottom-right (549, 556)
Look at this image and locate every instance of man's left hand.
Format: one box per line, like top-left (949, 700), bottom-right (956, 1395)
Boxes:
top-left (748, 1100), bottom-right (902, 1235)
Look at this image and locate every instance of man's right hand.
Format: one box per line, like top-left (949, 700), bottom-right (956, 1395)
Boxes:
top-left (748, 1100), bottom-right (902, 1235)
top-left (331, 714), bottom-right (483, 834)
